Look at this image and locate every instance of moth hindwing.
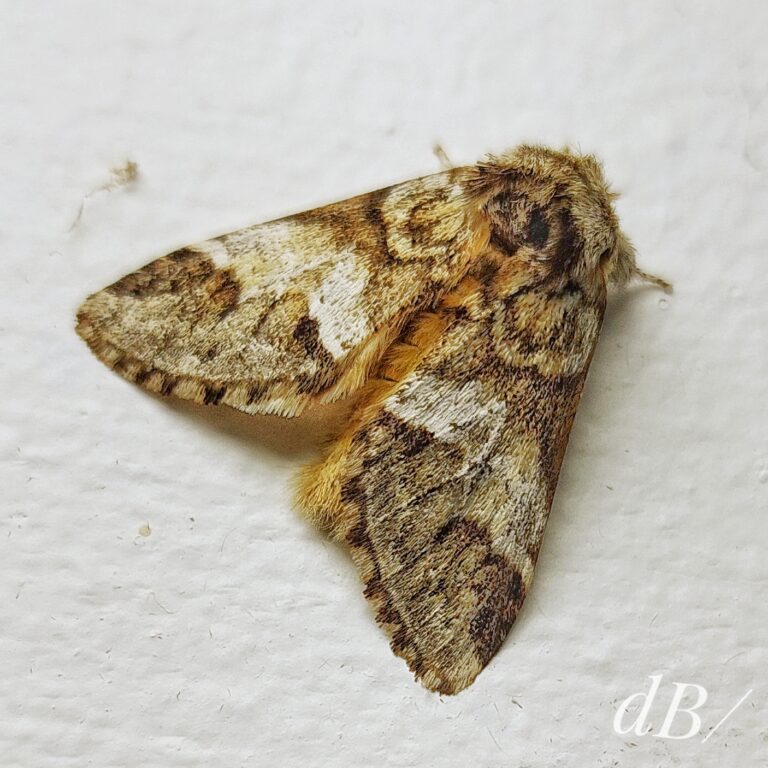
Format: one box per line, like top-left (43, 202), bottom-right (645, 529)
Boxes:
top-left (77, 145), bottom-right (668, 694)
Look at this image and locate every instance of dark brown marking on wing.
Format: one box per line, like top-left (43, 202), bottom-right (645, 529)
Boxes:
top-left (205, 268), bottom-right (241, 318)
top-left (476, 256), bottom-right (501, 286)
top-left (431, 517), bottom-right (526, 665)
top-left (293, 316), bottom-right (325, 357)
top-left (291, 314), bottom-right (341, 393)
top-left (370, 412), bottom-right (437, 462)
top-left (160, 376), bottom-right (177, 397)
top-left (550, 209), bottom-right (579, 275)
top-left (527, 206), bottom-right (549, 248)
top-left (404, 185), bottom-right (453, 247)
top-left (133, 368), bottom-right (151, 386)
top-left (469, 562), bottom-right (525, 665)
top-left (246, 382), bottom-right (268, 405)
top-left (363, 188), bottom-right (395, 262)
top-left (107, 248), bottom-right (215, 298)
top-left (203, 385), bottom-right (227, 405)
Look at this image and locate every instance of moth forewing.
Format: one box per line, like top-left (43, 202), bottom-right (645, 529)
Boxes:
top-left (76, 169), bottom-right (485, 418)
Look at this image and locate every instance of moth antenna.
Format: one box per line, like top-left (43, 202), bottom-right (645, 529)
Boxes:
top-left (633, 266), bottom-right (673, 293)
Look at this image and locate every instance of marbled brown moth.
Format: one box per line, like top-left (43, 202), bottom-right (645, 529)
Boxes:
top-left (77, 145), bottom-right (669, 694)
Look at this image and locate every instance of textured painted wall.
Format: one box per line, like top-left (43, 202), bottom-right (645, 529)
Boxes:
top-left (2, 1), bottom-right (766, 765)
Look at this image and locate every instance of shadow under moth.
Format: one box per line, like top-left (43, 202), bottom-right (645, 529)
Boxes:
top-left (76, 145), bottom-right (670, 694)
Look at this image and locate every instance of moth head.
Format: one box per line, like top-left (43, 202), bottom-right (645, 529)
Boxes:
top-left (474, 146), bottom-right (671, 294)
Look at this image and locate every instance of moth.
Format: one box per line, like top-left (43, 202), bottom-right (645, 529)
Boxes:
top-left (76, 145), bottom-right (669, 694)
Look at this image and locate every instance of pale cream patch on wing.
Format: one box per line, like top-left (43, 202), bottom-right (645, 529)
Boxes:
top-left (386, 376), bottom-right (506, 443)
top-left (223, 219), bottom-right (297, 262)
top-left (307, 250), bottom-right (370, 359)
top-left (187, 238), bottom-right (230, 268)
top-left (220, 219), bottom-right (334, 304)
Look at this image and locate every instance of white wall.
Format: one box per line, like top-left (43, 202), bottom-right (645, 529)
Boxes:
top-left (1, 1), bottom-right (766, 765)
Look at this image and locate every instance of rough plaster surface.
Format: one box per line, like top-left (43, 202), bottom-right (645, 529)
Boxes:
top-left (1, 2), bottom-right (767, 766)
